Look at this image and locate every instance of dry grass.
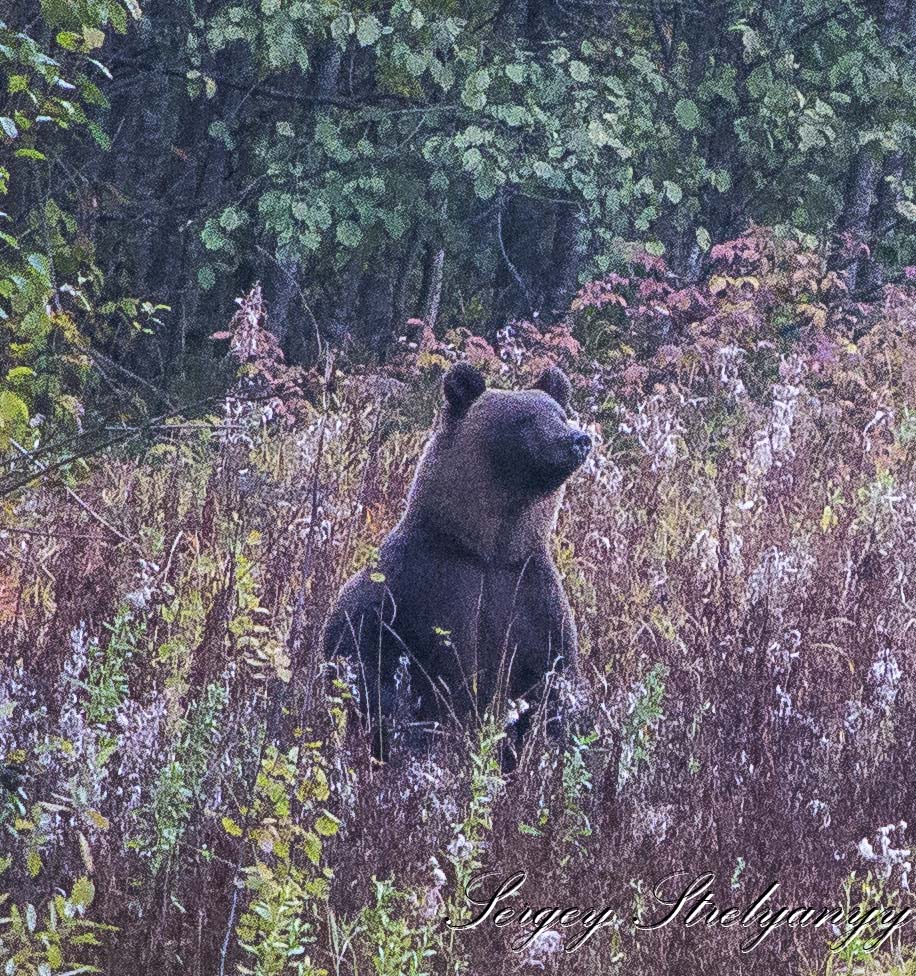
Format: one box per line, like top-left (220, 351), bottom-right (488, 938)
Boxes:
top-left (2, 253), bottom-right (916, 974)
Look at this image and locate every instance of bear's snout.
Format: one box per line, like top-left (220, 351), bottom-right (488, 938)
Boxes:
top-left (569, 431), bottom-right (591, 464)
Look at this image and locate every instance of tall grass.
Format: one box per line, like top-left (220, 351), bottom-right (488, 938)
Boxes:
top-left (2, 236), bottom-right (916, 974)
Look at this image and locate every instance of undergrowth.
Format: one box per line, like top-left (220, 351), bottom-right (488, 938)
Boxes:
top-left (2, 233), bottom-right (916, 974)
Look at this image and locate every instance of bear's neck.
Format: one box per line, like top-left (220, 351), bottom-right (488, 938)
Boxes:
top-left (399, 438), bottom-right (561, 567)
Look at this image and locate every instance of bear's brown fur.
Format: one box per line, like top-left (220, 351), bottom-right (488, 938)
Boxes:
top-left (322, 362), bottom-right (590, 753)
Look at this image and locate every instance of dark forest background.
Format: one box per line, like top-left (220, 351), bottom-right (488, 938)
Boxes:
top-left (3, 0), bottom-right (916, 436)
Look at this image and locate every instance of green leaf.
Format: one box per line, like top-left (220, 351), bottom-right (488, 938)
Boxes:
top-left (56, 32), bottom-right (81, 51)
top-left (696, 226), bottom-right (712, 251)
top-left (221, 816), bottom-right (243, 837)
top-left (711, 169), bottom-right (731, 192)
top-left (6, 366), bottom-right (35, 382)
top-left (356, 15), bottom-right (382, 47)
top-left (469, 69), bottom-right (491, 92)
top-left (663, 180), bottom-right (683, 204)
top-left (330, 14), bottom-right (352, 43)
top-left (461, 69), bottom-right (491, 110)
top-left (88, 122), bottom-right (111, 150)
top-left (587, 119), bottom-right (610, 147)
top-left (569, 60), bottom-right (590, 82)
top-left (429, 57), bottom-right (454, 90)
top-left (314, 812), bottom-right (340, 837)
top-left (71, 876), bottom-right (95, 908)
top-left (209, 120), bottom-right (233, 148)
top-left (219, 206), bottom-right (245, 232)
top-left (405, 51), bottom-right (428, 77)
top-left (336, 220), bottom-right (362, 247)
top-left (674, 98), bottom-right (700, 131)
top-left (82, 27), bottom-right (106, 50)
top-left (895, 200), bottom-right (916, 222)
top-left (303, 831), bottom-right (322, 865)
top-left (462, 147), bottom-right (483, 173)
top-left (197, 265), bottom-right (217, 290)
top-left (474, 170), bottom-right (497, 200)
top-left (502, 105), bottom-right (528, 127)
top-left (26, 253), bottom-right (50, 280)
top-left (201, 220), bottom-right (228, 252)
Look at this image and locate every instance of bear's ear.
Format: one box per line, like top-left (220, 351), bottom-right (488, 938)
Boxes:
top-left (532, 366), bottom-right (572, 410)
top-left (443, 362), bottom-right (485, 415)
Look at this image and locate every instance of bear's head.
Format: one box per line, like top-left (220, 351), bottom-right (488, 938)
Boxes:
top-left (440, 362), bottom-right (591, 498)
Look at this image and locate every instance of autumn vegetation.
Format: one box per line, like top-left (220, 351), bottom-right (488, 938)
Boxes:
top-left (3, 1), bottom-right (916, 974)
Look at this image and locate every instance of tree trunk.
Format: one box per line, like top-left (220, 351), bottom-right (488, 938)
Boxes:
top-left (837, 149), bottom-right (881, 292)
top-left (544, 205), bottom-right (585, 322)
top-left (861, 153), bottom-right (905, 292)
top-left (392, 229), bottom-right (423, 337)
top-left (354, 266), bottom-right (395, 359)
top-left (314, 42), bottom-right (342, 96)
top-left (422, 245), bottom-right (446, 332)
top-left (263, 257), bottom-right (299, 345)
top-left (488, 193), bottom-right (545, 331)
top-left (316, 255), bottom-right (360, 348)
top-left (840, 0), bottom-right (913, 292)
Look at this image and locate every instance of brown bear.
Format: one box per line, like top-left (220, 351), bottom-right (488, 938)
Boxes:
top-left (322, 362), bottom-right (590, 756)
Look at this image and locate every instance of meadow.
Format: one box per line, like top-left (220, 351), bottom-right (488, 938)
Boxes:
top-left (2, 230), bottom-right (916, 975)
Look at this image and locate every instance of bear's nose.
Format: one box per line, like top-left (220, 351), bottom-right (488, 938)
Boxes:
top-left (571, 432), bottom-right (591, 461)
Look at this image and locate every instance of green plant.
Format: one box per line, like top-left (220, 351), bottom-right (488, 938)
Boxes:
top-left (359, 877), bottom-right (437, 976)
top-left (0, 4), bottom-right (161, 444)
top-left (443, 715), bottom-right (505, 972)
top-left (144, 680), bottom-right (227, 875)
top-left (617, 663), bottom-right (668, 789)
top-left (517, 730), bottom-right (597, 867)
top-left (230, 740), bottom-right (337, 976)
top-left (0, 875), bottom-right (116, 975)
top-left (824, 872), bottom-right (914, 974)
top-left (78, 607), bottom-right (141, 759)
top-left (558, 729), bottom-right (598, 865)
